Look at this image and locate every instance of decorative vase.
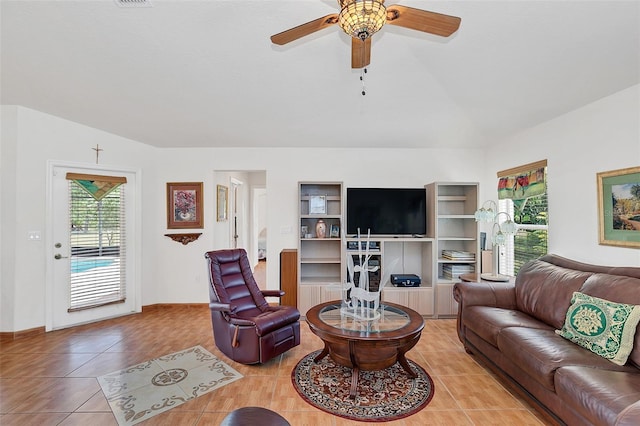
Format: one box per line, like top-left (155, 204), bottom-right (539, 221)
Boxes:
top-left (316, 220), bottom-right (327, 238)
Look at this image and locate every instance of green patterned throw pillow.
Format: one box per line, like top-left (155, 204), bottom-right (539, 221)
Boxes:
top-left (556, 292), bottom-right (640, 365)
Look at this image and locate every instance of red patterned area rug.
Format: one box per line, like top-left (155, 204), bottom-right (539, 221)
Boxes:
top-left (291, 350), bottom-right (434, 422)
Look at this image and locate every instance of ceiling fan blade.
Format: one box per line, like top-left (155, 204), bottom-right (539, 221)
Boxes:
top-left (351, 38), bottom-right (371, 69)
top-left (270, 14), bottom-right (339, 45)
top-left (385, 5), bottom-right (461, 37)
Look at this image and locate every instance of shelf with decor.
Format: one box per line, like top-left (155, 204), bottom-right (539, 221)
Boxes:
top-left (344, 236), bottom-right (434, 316)
top-left (426, 182), bottom-right (479, 317)
top-left (298, 182), bottom-right (344, 316)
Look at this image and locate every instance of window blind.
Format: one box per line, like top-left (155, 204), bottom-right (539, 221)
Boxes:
top-left (499, 197), bottom-right (548, 275)
top-left (67, 179), bottom-right (127, 312)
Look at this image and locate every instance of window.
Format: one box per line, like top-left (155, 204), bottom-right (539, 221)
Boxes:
top-left (67, 174), bottom-right (127, 311)
top-left (497, 161), bottom-right (548, 276)
top-left (499, 195), bottom-right (548, 275)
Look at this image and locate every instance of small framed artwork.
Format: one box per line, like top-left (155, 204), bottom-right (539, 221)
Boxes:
top-left (330, 224), bottom-right (340, 238)
top-left (309, 195), bottom-right (326, 215)
top-left (217, 185), bottom-right (228, 222)
top-left (167, 182), bottom-right (203, 229)
top-left (597, 166), bottom-right (640, 248)
top-left (301, 225), bottom-right (308, 237)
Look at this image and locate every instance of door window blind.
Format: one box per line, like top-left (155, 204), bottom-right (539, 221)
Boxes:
top-left (66, 176), bottom-right (127, 311)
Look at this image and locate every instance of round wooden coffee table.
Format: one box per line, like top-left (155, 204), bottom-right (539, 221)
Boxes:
top-left (306, 300), bottom-right (424, 399)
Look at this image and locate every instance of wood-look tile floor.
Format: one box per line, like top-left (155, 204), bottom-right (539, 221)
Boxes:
top-left (0, 302), bottom-right (554, 425)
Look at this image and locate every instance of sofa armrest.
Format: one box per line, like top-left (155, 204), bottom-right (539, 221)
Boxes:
top-left (261, 290), bottom-right (285, 298)
top-left (616, 401), bottom-right (640, 426)
top-left (453, 281), bottom-right (518, 344)
top-left (453, 281), bottom-right (517, 309)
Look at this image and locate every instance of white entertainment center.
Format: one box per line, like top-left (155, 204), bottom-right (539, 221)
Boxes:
top-left (297, 181), bottom-right (479, 318)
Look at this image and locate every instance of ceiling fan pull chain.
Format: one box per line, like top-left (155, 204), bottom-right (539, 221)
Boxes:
top-left (360, 68), bottom-right (367, 96)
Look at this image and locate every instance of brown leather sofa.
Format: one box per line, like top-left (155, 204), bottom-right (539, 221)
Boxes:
top-left (453, 254), bottom-right (640, 425)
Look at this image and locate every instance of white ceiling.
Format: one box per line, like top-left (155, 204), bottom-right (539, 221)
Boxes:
top-left (1, 0), bottom-right (638, 149)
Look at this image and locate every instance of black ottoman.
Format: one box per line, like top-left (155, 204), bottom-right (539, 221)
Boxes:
top-left (220, 407), bottom-right (290, 426)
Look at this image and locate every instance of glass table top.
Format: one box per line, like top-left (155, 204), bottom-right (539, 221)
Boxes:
top-left (317, 303), bottom-right (410, 334)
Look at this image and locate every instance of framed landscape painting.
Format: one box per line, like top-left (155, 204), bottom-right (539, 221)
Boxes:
top-left (597, 166), bottom-right (640, 248)
top-left (167, 182), bottom-right (203, 229)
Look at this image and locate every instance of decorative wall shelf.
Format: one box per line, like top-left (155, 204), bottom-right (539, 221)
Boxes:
top-left (165, 233), bottom-right (202, 245)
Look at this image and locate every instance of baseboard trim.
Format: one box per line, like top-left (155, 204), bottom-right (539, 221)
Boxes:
top-left (142, 303), bottom-right (208, 312)
top-left (0, 326), bottom-right (46, 342)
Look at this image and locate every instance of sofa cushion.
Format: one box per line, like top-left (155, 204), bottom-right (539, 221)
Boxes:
top-left (515, 259), bottom-right (593, 329)
top-left (555, 366), bottom-right (640, 426)
top-left (497, 327), bottom-right (631, 391)
top-left (464, 306), bottom-right (551, 348)
top-left (580, 273), bottom-right (640, 368)
top-left (556, 292), bottom-right (640, 365)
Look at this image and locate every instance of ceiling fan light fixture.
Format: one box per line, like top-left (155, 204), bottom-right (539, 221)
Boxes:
top-left (338, 0), bottom-right (387, 40)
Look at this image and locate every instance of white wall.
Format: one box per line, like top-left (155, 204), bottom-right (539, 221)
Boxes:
top-left (2, 83), bottom-right (639, 332)
top-left (148, 147), bottom-right (486, 305)
top-left (484, 84), bottom-right (640, 267)
top-left (0, 106), bottom-right (18, 331)
top-left (0, 106), bottom-right (156, 332)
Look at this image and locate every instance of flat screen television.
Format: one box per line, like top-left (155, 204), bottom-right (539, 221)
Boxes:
top-left (346, 188), bottom-right (426, 236)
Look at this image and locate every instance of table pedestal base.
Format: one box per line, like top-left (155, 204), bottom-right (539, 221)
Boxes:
top-left (314, 341), bottom-right (418, 399)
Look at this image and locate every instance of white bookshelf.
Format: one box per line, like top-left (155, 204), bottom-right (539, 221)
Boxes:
top-left (298, 182), bottom-right (344, 315)
top-left (426, 182), bottom-right (479, 317)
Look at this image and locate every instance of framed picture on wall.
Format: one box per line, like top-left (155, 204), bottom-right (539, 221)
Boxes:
top-left (167, 182), bottom-right (203, 229)
top-left (217, 184), bottom-right (228, 222)
top-left (597, 166), bottom-right (640, 248)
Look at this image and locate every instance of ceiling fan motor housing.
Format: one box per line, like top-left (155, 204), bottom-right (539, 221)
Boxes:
top-left (338, 0), bottom-right (387, 40)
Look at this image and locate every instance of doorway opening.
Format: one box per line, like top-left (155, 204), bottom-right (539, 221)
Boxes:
top-left (213, 170), bottom-right (266, 288)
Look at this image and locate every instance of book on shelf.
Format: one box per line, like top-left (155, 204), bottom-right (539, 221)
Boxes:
top-left (442, 250), bottom-right (475, 261)
top-left (442, 263), bottom-right (475, 280)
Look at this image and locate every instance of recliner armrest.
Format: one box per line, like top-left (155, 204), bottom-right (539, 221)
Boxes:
top-left (209, 302), bottom-right (234, 312)
top-left (261, 290), bottom-right (285, 298)
top-left (228, 317), bottom-right (257, 327)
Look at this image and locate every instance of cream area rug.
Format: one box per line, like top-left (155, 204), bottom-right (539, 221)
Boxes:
top-left (98, 345), bottom-right (242, 425)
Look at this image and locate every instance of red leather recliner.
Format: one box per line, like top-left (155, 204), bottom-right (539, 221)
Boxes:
top-left (204, 249), bottom-right (300, 364)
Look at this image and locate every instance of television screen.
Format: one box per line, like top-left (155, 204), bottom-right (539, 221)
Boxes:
top-left (346, 188), bottom-right (426, 236)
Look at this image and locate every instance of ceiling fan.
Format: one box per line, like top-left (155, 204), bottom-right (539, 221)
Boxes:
top-left (270, 0), bottom-right (461, 69)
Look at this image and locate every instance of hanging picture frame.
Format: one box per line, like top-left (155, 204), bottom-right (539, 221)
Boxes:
top-left (597, 166), bottom-right (640, 248)
top-left (217, 184), bottom-right (229, 222)
top-left (167, 182), bottom-right (203, 229)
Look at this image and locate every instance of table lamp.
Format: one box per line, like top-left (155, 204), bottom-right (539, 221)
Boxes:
top-left (474, 200), bottom-right (517, 281)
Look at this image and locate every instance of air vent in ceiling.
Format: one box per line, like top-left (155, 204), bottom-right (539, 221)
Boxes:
top-left (114, 0), bottom-right (152, 8)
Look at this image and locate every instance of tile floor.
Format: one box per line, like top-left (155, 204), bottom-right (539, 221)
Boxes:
top-left (0, 302), bottom-right (553, 425)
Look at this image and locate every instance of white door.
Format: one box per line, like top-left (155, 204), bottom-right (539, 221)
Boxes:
top-left (47, 163), bottom-right (139, 330)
